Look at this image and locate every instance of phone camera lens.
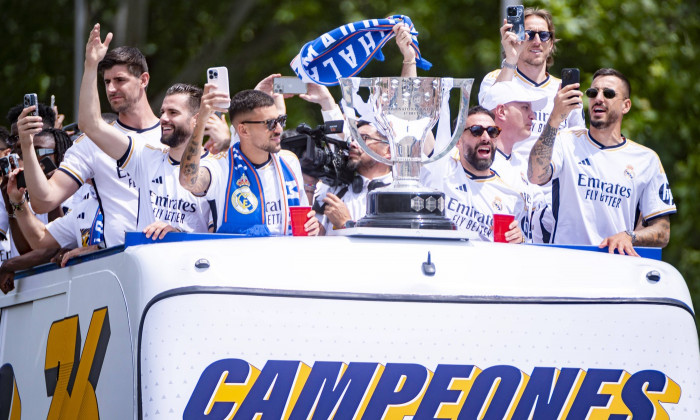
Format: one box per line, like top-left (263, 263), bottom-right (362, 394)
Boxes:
top-left (213, 71), bottom-right (218, 77)
top-left (508, 8), bottom-right (517, 16)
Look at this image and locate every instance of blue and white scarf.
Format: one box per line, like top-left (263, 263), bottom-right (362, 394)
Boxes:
top-left (220, 143), bottom-right (301, 236)
top-left (291, 15), bottom-right (431, 86)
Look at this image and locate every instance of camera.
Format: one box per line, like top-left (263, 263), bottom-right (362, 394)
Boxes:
top-left (507, 7), bottom-right (517, 16)
top-left (281, 120), bottom-right (354, 187)
top-left (0, 154), bottom-right (20, 176)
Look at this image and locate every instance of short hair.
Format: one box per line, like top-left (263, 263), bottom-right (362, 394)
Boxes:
top-left (524, 8), bottom-right (557, 68)
top-left (6, 103), bottom-right (56, 128)
top-left (229, 90), bottom-right (275, 122)
top-left (97, 46), bottom-right (149, 77)
top-left (593, 68), bottom-right (632, 98)
top-left (454, 106), bottom-right (495, 131)
top-left (165, 83), bottom-right (203, 114)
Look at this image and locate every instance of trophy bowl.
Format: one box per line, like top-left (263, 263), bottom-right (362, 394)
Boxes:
top-left (339, 76), bottom-right (473, 230)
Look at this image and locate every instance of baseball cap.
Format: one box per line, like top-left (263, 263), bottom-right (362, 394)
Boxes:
top-left (480, 81), bottom-right (548, 111)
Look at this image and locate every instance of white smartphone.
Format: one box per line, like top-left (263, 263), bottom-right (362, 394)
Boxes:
top-left (273, 77), bottom-right (307, 95)
top-left (206, 67), bottom-right (231, 108)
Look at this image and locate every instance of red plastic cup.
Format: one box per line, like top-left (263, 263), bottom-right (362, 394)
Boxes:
top-left (493, 214), bottom-right (515, 243)
top-left (290, 206), bottom-right (312, 236)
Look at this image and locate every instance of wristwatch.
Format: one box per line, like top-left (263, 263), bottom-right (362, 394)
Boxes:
top-left (501, 59), bottom-right (517, 70)
top-left (625, 230), bottom-right (637, 244)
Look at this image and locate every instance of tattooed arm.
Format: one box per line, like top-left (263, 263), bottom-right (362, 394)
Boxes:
top-left (179, 84), bottom-right (229, 196)
top-left (527, 83), bottom-right (583, 185)
top-left (598, 216), bottom-right (671, 256)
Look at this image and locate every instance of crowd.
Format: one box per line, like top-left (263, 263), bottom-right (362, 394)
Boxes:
top-left (0, 8), bottom-right (676, 293)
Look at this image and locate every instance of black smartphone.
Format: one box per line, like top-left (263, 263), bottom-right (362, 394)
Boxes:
top-left (16, 171), bottom-right (25, 189)
top-left (561, 68), bottom-right (580, 88)
top-left (24, 93), bottom-right (39, 117)
top-left (506, 5), bottom-right (525, 42)
top-left (40, 156), bottom-right (57, 175)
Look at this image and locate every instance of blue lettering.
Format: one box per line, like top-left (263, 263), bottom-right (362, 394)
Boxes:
top-left (512, 367), bottom-right (580, 419)
top-left (621, 370), bottom-right (668, 420)
top-left (458, 365), bottom-right (521, 420)
top-left (234, 360), bottom-right (300, 419)
top-left (364, 363), bottom-right (429, 418)
top-left (184, 358), bottom-right (251, 419)
top-left (568, 369), bottom-right (623, 419)
top-left (415, 364), bottom-right (474, 420)
top-left (289, 362), bottom-right (378, 420)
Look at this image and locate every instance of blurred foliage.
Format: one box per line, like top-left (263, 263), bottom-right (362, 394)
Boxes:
top-left (1, 0), bottom-right (698, 329)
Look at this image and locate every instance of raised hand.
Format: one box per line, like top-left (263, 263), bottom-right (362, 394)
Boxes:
top-left (85, 23), bottom-right (113, 67)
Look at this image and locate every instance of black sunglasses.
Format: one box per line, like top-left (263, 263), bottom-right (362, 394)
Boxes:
top-left (466, 125), bottom-right (501, 138)
top-left (525, 30), bottom-right (552, 42)
top-left (585, 88), bottom-right (617, 99)
top-left (241, 114), bottom-right (287, 131)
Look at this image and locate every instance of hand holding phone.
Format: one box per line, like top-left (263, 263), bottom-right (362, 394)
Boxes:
top-left (273, 77), bottom-right (307, 95)
top-left (506, 5), bottom-right (525, 42)
top-left (561, 68), bottom-right (580, 88)
top-left (24, 93), bottom-right (39, 117)
top-left (207, 67), bottom-right (231, 109)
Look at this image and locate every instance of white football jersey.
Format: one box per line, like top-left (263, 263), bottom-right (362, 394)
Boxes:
top-left (548, 129), bottom-right (676, 245)
top-left (421, 155), bottom-right (526, 241)
top-left (120, 140), bottom-right (212, 233)
top-left (203, 150), bottom-right (308, 235)
top-left (59, 120), bottom-right (161, 246)
top-left (492, 149), bottom-right (546, 242)
top-left (46, 186), bottom-right (103, 249)
top-left (313, 172), bottom-right (393, 234)
top-left (479, 69), bottom-right (586, 165)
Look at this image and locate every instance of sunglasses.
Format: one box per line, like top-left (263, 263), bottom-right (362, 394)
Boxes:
top-left (241, 114), bottom-right (287, 131)
top-left (524, 30), bottom-right (552, 42)
top-left (466, 125), bottom-right (501, 138)
top-left (585, 88), bottom-right (618, 99)
top-left (360, 133), bottom-right (389, 144)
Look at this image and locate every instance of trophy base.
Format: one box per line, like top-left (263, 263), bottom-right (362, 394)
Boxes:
top-left (356, 190), bottom-right (456, 230)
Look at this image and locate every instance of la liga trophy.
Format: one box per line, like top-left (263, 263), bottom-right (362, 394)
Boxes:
top-left (339, 77), bottom-right (473, 230)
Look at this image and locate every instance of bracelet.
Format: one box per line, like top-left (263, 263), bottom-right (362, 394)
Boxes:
top-left (625, 230), bottom-right (637, 244)
top-left (501, 59), bottom-right (517, 70)
top-left (403, 60), bottom-right (416, 65)
top-left (9, 196), bottom-right (26, 213)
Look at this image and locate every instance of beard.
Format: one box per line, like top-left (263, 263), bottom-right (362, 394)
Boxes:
top-left (161, 125), bottom-right (192, 148)
top-left (108, 95), bottom-right (138, 114)
top-left (465, 144), bottom-right (495, 171)
top-left (590, 109), bottom-right (621, 130)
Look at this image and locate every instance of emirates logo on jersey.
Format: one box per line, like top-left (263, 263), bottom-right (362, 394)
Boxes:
top-left (623, 165), bottom-right (635, 180)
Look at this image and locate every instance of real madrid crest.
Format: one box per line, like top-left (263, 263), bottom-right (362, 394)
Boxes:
top-left (492, 196), bottom-right (504, 212)
top-left (232, 173), bottom-right (258, 214)
top-left (623, 165), bottom-right (635, 180)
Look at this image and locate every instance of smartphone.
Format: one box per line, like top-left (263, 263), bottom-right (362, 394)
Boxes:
top-left (0, 154), bottom-right (20, 176)
top-left (16, 171), bottom-right (25, 189)
top-left (506, 5), bottom-right (525, 42)
top-left (24, 93), bottom-right (39, 117)
top-left (561, 68), bottom-right (580, 88)
top-left (40, 155), bottom-right (57, 175)
top-left (273, 77), bottom-right (307, 95)
top-left (206, 67), bottom-right (231, 109)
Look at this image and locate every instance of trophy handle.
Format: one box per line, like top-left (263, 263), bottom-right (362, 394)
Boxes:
top-left (339, 77), bottom-right (394, 166)
top-left (422, 78), bottom-right (473, 164)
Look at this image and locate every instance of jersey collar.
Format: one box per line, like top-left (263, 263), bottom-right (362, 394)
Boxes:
top-left (463, 167), bottom-right (496, 181)
top-left (116, 119), bottom-right (161, 134)
top-left (516, 68), bottom-right (550, 88)
top-left (587, 130), bottom-right (628, 150)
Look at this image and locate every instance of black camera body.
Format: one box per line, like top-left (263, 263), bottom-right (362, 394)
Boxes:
top-left (281, 120), bottom-right (354, 187)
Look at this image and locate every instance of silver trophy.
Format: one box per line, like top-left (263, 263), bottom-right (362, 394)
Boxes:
top-left (339, 77), bottom-right (473, 229)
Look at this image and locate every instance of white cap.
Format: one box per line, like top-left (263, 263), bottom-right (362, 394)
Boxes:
top-left (480, 81), bottom-right (548, 111)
